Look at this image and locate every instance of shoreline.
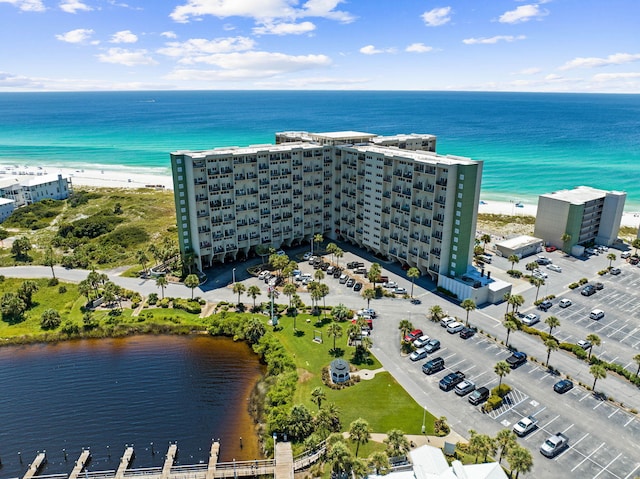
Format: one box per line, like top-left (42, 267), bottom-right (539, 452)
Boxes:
top-left (2, 162), bottom-right (639, 229)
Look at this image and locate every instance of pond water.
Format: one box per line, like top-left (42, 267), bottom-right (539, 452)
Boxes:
top-left (0, 335), bottom-right (265, 478)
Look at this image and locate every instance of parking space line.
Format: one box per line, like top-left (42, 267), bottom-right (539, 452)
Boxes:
top-left (593, 453), bottom-right (623, 479)
top-left (571, 441), bottom-right (604, 472)
top-left (624, 462), bottom-right (640, 479)
top-left (624, 416), bottom-right (635, 427)
top-left (608, 408), bottom-right (619, 419)
top-left (593, 401), bottom-right (605, 410)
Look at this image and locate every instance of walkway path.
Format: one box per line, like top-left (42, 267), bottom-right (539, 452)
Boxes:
top-left (274, 442), bottom-right (293, 479)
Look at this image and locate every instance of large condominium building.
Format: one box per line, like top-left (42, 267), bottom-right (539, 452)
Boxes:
top-left (533, 186), bottom-right (625, 251)
top-left (170, 131), bottom-right (482, 286)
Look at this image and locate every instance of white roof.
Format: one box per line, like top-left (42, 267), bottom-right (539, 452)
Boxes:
top-left (540, 185), bottom-right (622, 204)
top-left (0, 198), bottom-right (15, 206)
top-left (313, 130), bottom-right (375, 139)
top-left (0, 177), bottom-right (21, 189)
top-left (496, 234), bottom-right (543, 250)
top-left (21, 174), bottom-right (66, 187)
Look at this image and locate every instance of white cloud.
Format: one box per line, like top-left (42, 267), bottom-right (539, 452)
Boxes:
top-left (256, 76), bottom-right (369, 88)
top-left (110, 30), bottom-right (138, 43)
top-left (405, 43), bottom-right (433, 53)
top-left (559, 53), bottom-right (640, 70)
top-left (161, 31), bottom-right (178, 39)
top-left (170, 0), bottom-right (354, 24)
top-left (593, 72), bottom-right (640, 81)
top-left (359, 45), bottom-right (395, 55)
top-left (421, 7), bottom-right (451, 27)
top-left (157, 37), bottom-right (256, 63)
top-left (59, 0), bottom-right (92, 13)
top-left (463, 35), bottom-right (526, 45)
top-left (97, 48), bottom-right (158, 66)
top-left (513, 67), bottom-right (541, 75)
top-left (165, 51), bottom-right (331, 80)
top-left (55, 28), bottom-right (98, 44)
top-left (499, 4), bottom-right (548, 24)
top-left (253, 21), bottom-right (316, 35)
top-left (0, 0), bottom-right (45, 12)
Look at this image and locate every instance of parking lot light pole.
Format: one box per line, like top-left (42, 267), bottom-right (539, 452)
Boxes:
top-left (232, 268), bottom-right (236, 284)
top-left (421, 406), bottom-right (426, 434)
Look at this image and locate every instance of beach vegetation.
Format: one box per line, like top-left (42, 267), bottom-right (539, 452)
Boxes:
top-left (3, 199), bottom-right (65, 230)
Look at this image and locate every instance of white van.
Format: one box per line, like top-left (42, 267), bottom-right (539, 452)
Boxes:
top-left (589, 309), bottom-right (605, 320)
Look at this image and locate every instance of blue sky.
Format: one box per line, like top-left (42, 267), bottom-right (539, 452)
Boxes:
top-left (1, 0), bottom-right (639, 92)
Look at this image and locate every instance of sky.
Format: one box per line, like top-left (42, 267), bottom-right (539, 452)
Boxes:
top-left (1, 0), bottom-right (639, 92)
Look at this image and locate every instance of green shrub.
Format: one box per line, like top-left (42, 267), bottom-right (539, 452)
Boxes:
top-left (483, 395), bottom-right (503, 412)
top-left (148, 293), bottom-right (158, 305)
top-left (491, 383), bottom-right (512, 398)
top-left (58, 285), bottom-right (67, 294)
top-left (172, 298), bottom-right (201, 314)
top-left (579, 277), bottom-right (589, 285)
top-left (568, 282), bottom-right (579, 289)
top-left (101, 225), bottom-right (149, 247)
top-left (507, 269), bottom-right (522, 278)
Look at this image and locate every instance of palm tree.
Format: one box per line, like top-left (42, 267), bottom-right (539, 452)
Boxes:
top-left (586, 333), bottom-right (601, 359)
top-left (283, 282), bottom-right (297, 309)
top-left (243, 318), bottom-right (266, 344)
top-left (349, 418), bottom-right (371, 457)
top-left (247, 285), bottom-right (261, 309)
top-left (362, 288), bottom-right (376, 307)
top-left (155, 275), bottom-right (168, 299)
top-left (326, 243), bottom-right (337, 263)
top-left (326, 441), bottom-right (353, 476)
top-left (319, 283), bottom-right (330, 319)
top-left (503, 292), bottom-right (511, 318)
top-left (561, 232), bottom-right (572, 252)
top-left (495, 361), bottom-right (511, 389)
top-left (368, 451), bottom-right (390, 475)
top-left (461, 298), bottom-right (476, 326)
top-left (494, 429), bottom-right (517, 464)
top-left (544, 337), bottom-right (559, 367)
top-left (429, 304), bottom-right (444, 322)
top-left (314, 269), bottom-right (325, 283)
top-left (232, 282), bottom-right (246, 304)
top-left (313, 233), bottom-right (324, 255)
top-left (545, 315), bottom-right (560, 335)
top-left (334, 247), bottom-right (344, 267)
top-left (508, 254), bottom-right (520, 270)
top-left (383, 429), bottom-right (410, 458)
top-left (368, 263), bottom-right (382, 289)
top-left (136, 249), bottom-right (149, 277)
top-left (530, 276), bottom-right (544, 302)
top-left (184, 273), bottom-right (200, 299)
top-left (331, 303), bottom-right (351, 322)
top-left (634, 353), bottom-right (640, 376)
top-left (503, 319), bottom-right (517, 346)
top-left (311, 387), bottom-right (326, 410)
top-left (480, 233), bottom-right (491, 252)
top-left (327, 322), bottom-right (343, 352)
top-left (509, 294), bottom-right (525, 314)
top-left (507, 445), bottom-right (533, 479)
top-left (607, 252), bottom-right (616, 268)
top-left (525, 261), bottom-right (538, 272)
top-left (633, 238), bottom-right (640, 256)
top-left (398, 319), bottom-right (414, 342)
top-left (44, 246), bottom-right (57, 279)
top-left (407, 267), bottom-right (420, 298)
top-left (291, 294), bottom-right (303, 330)
top-left (590, 364), bottom-right (607, 391)
top-left (468, 430), bottom-right (495, 463)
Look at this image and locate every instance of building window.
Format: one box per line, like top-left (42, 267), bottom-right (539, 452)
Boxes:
top-left (451, 262), bottom-right (456, 268)
top-left (181, 208), bottom-right (186, 213)
top-left (456, 201), bottom-right (462, 208)
top-left (176, 159), bottom-right (182, 164)
top-left (455, 219), bottom-right (460, 225)
top-left (179, 191), bottom-right (184, 197)
top-left (459, 174), bottom-right (464, 180)
top-left (452, 254), bottom-right (457, 260)
top-left (180, 200), bottom-right (185, 205)
top-left (458, 192), bottom-right (462, 199)
top-left (456, 210), bottom-right (461, 217)
top-left (177, 166), bottom-right (183, 172)
top-left (183, 223), bottom-right (188, 229)
top-left (179, 183), bottom-right (184, 189)
top-left (454, 228), bottom-right (459, 234)
top-left (453, 245), bottom-right (458, 251)
top-left (458, 183), bottom-right (463, 189)
top-left (454, 237), bottom-right (458, 243)
top-left (178, 175), bottom-right (183, 181)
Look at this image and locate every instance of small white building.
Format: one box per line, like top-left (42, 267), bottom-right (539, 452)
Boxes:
top-left (0, 198), bottom-right (16, 222)
top-left (494, 235), bottom-right (544, 260)
top-left (0, 174), bottom-right (72, 220)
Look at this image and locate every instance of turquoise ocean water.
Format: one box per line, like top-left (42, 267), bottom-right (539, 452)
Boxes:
top-left (0, 90), bottom-right (639, 208)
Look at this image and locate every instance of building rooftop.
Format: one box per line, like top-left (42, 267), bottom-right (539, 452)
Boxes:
top-left (344, 143), bottom-right (477, 166)
top-left (21, 173), bottom-right (68, 187)
top-left (540, 186), bottom-right (623, 204)
top-left (496, 234), bottom-right (543, 250)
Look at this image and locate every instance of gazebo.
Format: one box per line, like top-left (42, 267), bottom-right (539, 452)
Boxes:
top-left (329, 359), bottom-right (350, 383)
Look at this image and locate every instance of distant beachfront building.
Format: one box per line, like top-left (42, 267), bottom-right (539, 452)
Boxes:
top-left (0, 173), bottom-right (72, 210)
top-left (534, 186), bottom-right (626, 251)
top-left (0, 198), bottom-right (16, 222)
top-left (170, 131), bottom-right (483, 289)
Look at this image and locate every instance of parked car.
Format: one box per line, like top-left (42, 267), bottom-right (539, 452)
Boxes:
top-left (540, 433), bottom-right (569, 458)
top-left (440, 316), bottom-right (457, 328)
top-left (446, 321), bottom-right (464, 334)
top-left (554, 379), bottom-right (574, 393)
top-left (506, 351), bottom-right (527, 368)
top-left (513, 416), bottom-right (538, 437)
top-left (394, 287), bottom-right (407, 295)
top-left (383, 281), bottom-right (398, 289)
top-left (454, 379), bottom-right (476, 396)
top-left (621, 251), bottom-right (631, 259)
top-left (333, 270), bottom-right (342, 278)
top-left (595, 282), bottom-right (604, 290)
top-left (559, 298), bottom-right (572, 308)
top-left (413, 334), bottom-right (430, 349)
top-left (339, 274), bottom-right (348, 284)
top-left (423, 338), bottom-right (441, 354)
top-left (410, 298), bottom-right (422, 304)
top-left (589, 309), bottom-right (605, 320)
top-left (538, 300), bottom-right (552, 312)
top-left (276, 250), bottom-right (286, 256)
top-left (545, 245), bottom-right (557, 252)
top-left (303, 252), bottom-right (313, 260)
top-left (610, 267), bottom-right (621, 275)
top-left (353, 282), bottom-right (363, 292)
top-left (522, 313), bottom-right (540, 326)
top-left (533, 268), bottom-right (548, 278)
top-left (631, 256), bottom-right (640, 265)
top-left (326, 266), bottom-right (335, 275)
top-left (581, 285), bottom-right (596, 296)
top-left (439, 371), bottom-right (466, 391)
top-left (547, 264), bottom-right (562, 272)
top-left (409, 348), bottom-right (428, 362)
top-left (354, 267), bottom-right (367, 275)
top-left (422, 357), bottom-right (445, 375)
top-left (346, 278), bottom-right (355, 288)
top-left (468, 387), bottom-right (490, 405)
top-left (404, 329), bottom-right (423, 343)
top-left (577, 340), bottom-right (592, 350)
top-left (459, 326), bottom-right (477, 339)
top-left (536, 256), bottom-right (552, 265)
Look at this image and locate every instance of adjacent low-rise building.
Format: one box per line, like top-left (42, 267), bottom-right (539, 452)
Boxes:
top-left (533, 186), bottom-right (625, 252)
top-left (0, 173), bottom-right (72, 213)
top-left (171, 130), bottom-right (484, 291)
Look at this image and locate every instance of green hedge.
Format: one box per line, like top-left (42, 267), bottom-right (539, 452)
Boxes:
top-left (172, 298), bottom-right (201, 314)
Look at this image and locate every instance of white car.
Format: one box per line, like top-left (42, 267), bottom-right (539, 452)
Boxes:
top-left (446, 321), bottom-right (464, 334)
top-left (577, 340), bottom-right (592, 349)
top-left (303, 252), bottom-right (313, 260)
top-left (413, 334), bottom-right (430, 348)
top-left (547, 264), bottom-right (562, 272)
top-left (383, 281), bottom-right (398, 289)
top-left (621, 251), bottom-right (631, 259)
top-left (440, 316), bottom-right (457, 328)
top-left (522, 313), bottom-right (540, 326)
top-left (533, 269), bottom-right (548, 278)
top-left (409, 348), bottom-right (428, 362)
top-left (559, 299), bottom-right (572, 308)
top-left (394, 287), bottom-right (407, 295)
top-left (590, 309), bottom-right (605, 320)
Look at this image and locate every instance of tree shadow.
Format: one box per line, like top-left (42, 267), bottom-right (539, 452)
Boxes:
top-left (294, 329), bottom-right (305, 337)
top-left (330, 348), bottom-right (345, 357)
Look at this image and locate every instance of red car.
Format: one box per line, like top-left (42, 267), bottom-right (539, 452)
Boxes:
top-left (545, 245), bottom-right (557, 252)
top-left (404, 329), bottom-right (423, 342)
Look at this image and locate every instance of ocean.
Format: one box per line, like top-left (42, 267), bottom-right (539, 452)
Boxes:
top-left (1, 90), bottom-right (639, 208)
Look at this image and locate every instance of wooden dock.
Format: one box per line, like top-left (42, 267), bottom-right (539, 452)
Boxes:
top-left (68, 449), bottom-right (91, 479)
top-left (22, 452), bottom-right (46, 479)
top-left (161, 444), bottom-right (178, 479)
top-left (274, 442), bottom-right (294, 479)
top-left (205, 441), bottom-right (220, 479)
top-left (115, 446), bottom-right (134, 479)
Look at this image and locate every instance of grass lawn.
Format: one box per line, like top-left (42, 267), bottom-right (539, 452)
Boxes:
top-left (272, 309), bottom-right (436, 435)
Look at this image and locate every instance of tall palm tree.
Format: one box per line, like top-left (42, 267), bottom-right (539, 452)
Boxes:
top-left (530, 276), bottom-right (544, 302)
top-left (398, 319), bottom-right (414, 341)
top-left (561, 232), bottom-right (572, 252)
top-left (232, 282), bottom-right (246, 304)
top-left (383, 429), bottom-right (410, 458)
top-left (480, 233), bottom-right (491, 252)
top-left (282, 283), bottom-right (297, 309)
top-left (429, 304), bottom-right (444, 322)
top-left (136, 249), bottom-right (149, 277)
top-left (545, 315), bottom-right (560, 335)
top-left (291, 294), bottom-right (303, 330)
top-left (586, 333), bottom-right (601, 359)
top-left (247, 285), bottom-right (261, 309)
top-left (368, 263), bottom-right (382, 289)
top-left (508, 254), bottom-right (520, 270)
top-left (509, 294), bottom-right (525, 315)
top-left (590, 364), bottom-right (607, 391)
top-left (349, 418), bottom-right (371, 457)
top-left (494, 429), bottom-right (517, 464)
top-left (503, 319), bottom-right (517, 346)
top-left (507, 445), bottom-right (533, 479)
top-left (634, 353), bottom-right (640, 377)
top-left (312, 233), bottom-right (324, 255)
top-left (461, 298), bottom-right (476, 326)
top-left (155, 275), bottom-right (168, 299)
top-left (607, 252), bottom-right (616, 268)
top-left (544, 337), bottom-right (559, 367)
top-left (407, 267), bottom-right (420, 298)
top-left (334, 247), bottom-right (344, 267)
top-left (495, 361), bottom-right (511, 389)
top-left (314, 269), bottom-right (325, 284)
top-left (184, 273), bottom-right (200, 299)
top-left (327, 322), bottom-right (343, 352)
top-left (311, 387), bottom-right (326, 410)
top-left (633, 238), bottom-right (640, 256)
top-left (44, 246), bottom-right (57, 279)
top-left (363, 288), bottom-right (376, 307)
top-left (503, 292), bottom-right (511, 318)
